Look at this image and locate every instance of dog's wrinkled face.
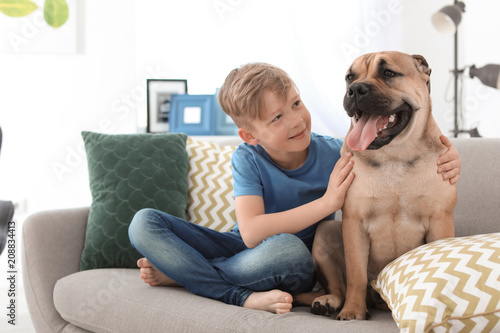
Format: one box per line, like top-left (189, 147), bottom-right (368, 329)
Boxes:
top-left (343, 51), bottom-right (431, 151)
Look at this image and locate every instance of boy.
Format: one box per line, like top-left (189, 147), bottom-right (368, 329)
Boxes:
top-left (128, 62), bottom-right (461, 314)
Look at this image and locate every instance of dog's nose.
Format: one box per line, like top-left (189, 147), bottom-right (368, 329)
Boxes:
top-left (347, 83), bottom-right (370, 98)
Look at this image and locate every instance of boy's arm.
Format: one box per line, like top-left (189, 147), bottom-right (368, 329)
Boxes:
top-left (235, 153), bottom-right (354, 249)
top-left (437, 135), bottom-right (461, 185)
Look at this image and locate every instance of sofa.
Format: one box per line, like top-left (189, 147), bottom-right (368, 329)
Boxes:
top-left (22, 135), bottom-right (500, 333)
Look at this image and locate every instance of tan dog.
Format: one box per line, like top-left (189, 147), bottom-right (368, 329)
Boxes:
top-left (295, 51), bottom-right (456, 320)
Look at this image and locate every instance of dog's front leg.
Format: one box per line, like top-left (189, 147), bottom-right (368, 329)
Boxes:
top-left (309, 220), bottom-right (346, 316)
top-left (337, 217), bottom-right (370, 320)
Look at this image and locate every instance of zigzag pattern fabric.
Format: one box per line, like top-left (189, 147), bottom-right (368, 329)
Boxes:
top-left (185, 138), bottom-right (237, 231)
top-left (372, 233), bottom-right (500, 333)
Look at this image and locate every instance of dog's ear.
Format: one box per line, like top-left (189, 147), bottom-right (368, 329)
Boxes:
top-left (412, 54), bottom-right (432, 76)
top-left (412, 54), bottom-right (431, 93)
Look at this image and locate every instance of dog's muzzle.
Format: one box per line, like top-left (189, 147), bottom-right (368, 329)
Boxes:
top-left (344, 83), bottom-right (413, 151)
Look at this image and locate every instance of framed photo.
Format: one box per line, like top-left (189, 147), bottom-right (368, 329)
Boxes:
top-left (214, 89), bottom-right (238, 135)
top-left (169, 95), bottom-right (215, 135)
top-left (147, 79), bottom-right (188, 133)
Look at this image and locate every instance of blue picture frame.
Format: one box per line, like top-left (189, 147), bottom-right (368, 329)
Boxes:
top-left (214, 89), bottom-right (238, 135)
top-left (169, 94), bottom-right (215, 135)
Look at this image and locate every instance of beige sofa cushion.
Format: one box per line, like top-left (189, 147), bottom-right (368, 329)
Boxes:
top-left (53, 269), bottom-right (398, 333)
top-left (185, 137), bottom-right (237, 231)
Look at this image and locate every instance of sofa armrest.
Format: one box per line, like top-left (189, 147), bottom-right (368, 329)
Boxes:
top-left (22, 207), bottom-right (90, 333)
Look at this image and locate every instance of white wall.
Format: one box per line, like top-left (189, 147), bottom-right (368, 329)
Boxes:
top-left (399, 0), bottom-right (456, 136)
top-left (133, 0), bottom-right (360, 136)
top-left (0, 0), bottom-right (499, 221)
top-left (461, 0), bottom-right (500, 137)
top-left (0, 1), bottom-right (138, 216)
top-left (401, 0), bottom-right (500, 138)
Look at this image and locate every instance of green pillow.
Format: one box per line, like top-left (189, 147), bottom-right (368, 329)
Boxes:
top-left (80, 131), bottom-right (188, 271)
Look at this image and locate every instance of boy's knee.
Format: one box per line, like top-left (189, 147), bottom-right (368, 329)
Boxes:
top-left (270, 234), bottom-right (315, 291)
top-left (284, 234), bottom-right (314, 270)
top-left (268, 233), bottom-right (314, 268)
top-left (274, 233), bottom-right (309, 253)
top-left (128, 208), bottom-right (158, 246)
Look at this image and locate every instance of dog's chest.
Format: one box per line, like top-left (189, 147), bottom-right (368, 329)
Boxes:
top-left (343, 156), bottom-right (450, 274)
top-left (344, 155), bottom-right (444, 230)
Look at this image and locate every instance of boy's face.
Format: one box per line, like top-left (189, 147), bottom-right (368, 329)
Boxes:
top-left (242, 87), bottom-right (312, 167)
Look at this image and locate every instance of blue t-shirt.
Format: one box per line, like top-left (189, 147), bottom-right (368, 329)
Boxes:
top-left (231, 132), bottom-right (343, 249)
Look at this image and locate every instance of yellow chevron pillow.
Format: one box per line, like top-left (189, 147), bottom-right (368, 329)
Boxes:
top-left (372, 233), bottom-right (500, 333)
top-left (185, 137), bottom-right (237, 231)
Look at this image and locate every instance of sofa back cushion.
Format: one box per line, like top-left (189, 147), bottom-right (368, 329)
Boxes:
top-left (451, 138), bottom-right (500, 237)
top-left (185, 137), bottom-right (237, 231)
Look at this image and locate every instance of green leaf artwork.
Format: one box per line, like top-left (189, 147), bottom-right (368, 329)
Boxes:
top-left (0, 0), bottom-right (69, 29)
top-left (44, 0), bottom-right (68, 28)
top-left (0, 0), bottom-right (38, 17)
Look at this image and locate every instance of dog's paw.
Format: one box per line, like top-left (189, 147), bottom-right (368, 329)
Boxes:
top-left (336, 307), bottom-right (370, 321)
top-left (310, 294), bottom-right (343, 316)
top-left (312, 301), bottom-right (334, 316)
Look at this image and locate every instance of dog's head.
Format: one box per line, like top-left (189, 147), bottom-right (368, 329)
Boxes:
top-left (343, 51), bottom-right (432, 151)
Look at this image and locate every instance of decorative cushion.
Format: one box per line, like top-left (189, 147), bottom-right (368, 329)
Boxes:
top-left (185, 137), bottom-right (236, 231)
top-left (372, 233), bottom-right (500, 333)
top-left (80, 131), bottom-right (189, 270)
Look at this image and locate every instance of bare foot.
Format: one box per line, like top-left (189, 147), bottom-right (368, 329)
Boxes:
top-left (137, 258), bottom-right (181, 287)
top-left (243, 290), bottom-right (293, 314)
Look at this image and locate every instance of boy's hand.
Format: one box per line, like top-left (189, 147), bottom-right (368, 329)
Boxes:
top-left (437, 135), bottom-right (461, 185)
top-left (323, 152), bottom-right (355, 211)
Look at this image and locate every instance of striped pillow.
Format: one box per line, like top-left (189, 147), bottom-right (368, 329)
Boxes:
top-left (372, 233), bottom-right (500, 333)
top-left (185, 137), bottom-right (237, 231)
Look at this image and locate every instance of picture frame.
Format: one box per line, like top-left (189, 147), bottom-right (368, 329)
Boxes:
top-left (147, 79), bottom-right (188, 133)
top-left (169, 95), bottom-right (215, 135)
top-left (214, 89), bottom-right (238, 135)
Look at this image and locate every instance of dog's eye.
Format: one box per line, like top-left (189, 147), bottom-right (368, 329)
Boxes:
top-left (346, 73), bottom-right (354, 81)
top-left (383, 70), bottom-right (397, 78)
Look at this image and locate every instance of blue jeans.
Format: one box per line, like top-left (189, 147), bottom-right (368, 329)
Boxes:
top-left (128, 208), bottom-right (315, 306)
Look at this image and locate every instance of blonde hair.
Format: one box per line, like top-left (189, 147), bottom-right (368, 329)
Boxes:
top-left (218, 63), bottom-right (296, 128)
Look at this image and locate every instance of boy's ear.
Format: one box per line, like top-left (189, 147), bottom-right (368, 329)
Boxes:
top-left (238, 128), bottom-right (259, 145)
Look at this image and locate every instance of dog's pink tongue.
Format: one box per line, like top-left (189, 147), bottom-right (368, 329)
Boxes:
top-left (347, 113), bottom-right (384, 151)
